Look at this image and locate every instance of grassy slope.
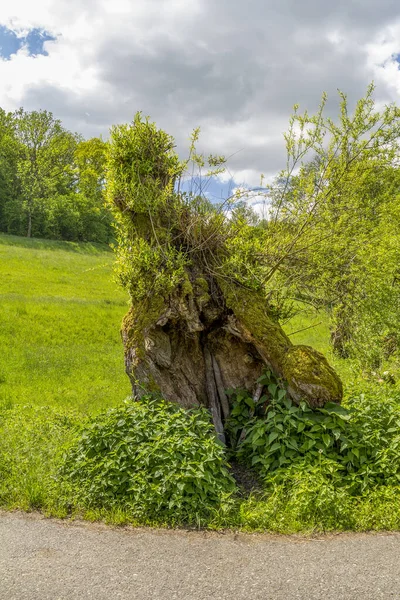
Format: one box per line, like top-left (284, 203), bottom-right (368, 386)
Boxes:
top-left (0, 234), bottom-right (130, 414)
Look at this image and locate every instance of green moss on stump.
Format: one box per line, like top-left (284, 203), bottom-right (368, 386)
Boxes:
top-left (219, 280), bottom-right (343, 407)
top-left (194, 277), bottom-right (211, 308)
top-left (282, 345), bottom-right (343, 407)
top-left (220, 281), bottom-right (291, 368)
top-left (122, 295), bottom-right (165, 360)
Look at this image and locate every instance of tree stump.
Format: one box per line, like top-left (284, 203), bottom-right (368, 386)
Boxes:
top-left (122, 275), bottom-right (342, 419)
top-left (108, 114), bottom-right (343, 436)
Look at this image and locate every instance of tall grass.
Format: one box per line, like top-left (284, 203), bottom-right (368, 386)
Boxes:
top-left (0, 234), bottom-right (130, 413)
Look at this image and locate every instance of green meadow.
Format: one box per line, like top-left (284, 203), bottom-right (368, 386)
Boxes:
top-left (0, 234), bottom-right (130, 414)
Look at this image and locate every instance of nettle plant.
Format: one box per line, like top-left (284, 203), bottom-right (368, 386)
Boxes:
top-left (60, 395), bottom-right (236, 524)
top-left (225, 371), bottom-right (400, 493)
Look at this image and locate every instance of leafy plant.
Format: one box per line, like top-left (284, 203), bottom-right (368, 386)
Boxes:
top-left (60, 395), bottom-right (237, 524)
top-left (226, 372), bottom-right (400, 494)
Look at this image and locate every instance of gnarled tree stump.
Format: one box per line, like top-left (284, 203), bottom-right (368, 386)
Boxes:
top-left (122, 274), bottom-right (342, 440)
top-left (108, 114), bottom-right (343, 440)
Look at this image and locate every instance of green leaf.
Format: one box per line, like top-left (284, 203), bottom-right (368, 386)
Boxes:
top-left (269, 442), bottom-right (281, 453)
top-left (245, 397), bottom-right (255, 410)
top-left (268, 431), bottom-right (279, 445)
top-left (322, 433), bottom-right (331, 447)
top-left (268, 384), bottom-right (278, 397)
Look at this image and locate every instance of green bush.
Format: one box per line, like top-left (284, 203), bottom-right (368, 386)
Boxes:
top-left (60, 396), bottom-right (237, 524)
top-left (227, 372), bottom-right (400, 494)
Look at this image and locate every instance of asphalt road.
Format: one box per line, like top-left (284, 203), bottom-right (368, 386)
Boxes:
top-left (1, 511), bottom-right (400, 600)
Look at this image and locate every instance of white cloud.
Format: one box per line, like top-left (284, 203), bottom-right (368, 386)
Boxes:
top-left (230, 186), bottom-right (271, 219)
top-left (1, 0), bottom-right (400, 187)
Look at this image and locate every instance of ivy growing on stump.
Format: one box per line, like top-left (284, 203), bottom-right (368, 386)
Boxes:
top-left (107, 113), bottom-right (342, 442)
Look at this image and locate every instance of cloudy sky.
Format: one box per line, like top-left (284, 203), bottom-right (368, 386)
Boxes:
top-left (1, 0), bottom-right (400, 197)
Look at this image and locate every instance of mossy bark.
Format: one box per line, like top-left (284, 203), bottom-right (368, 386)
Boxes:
top-left (122, 272), bottom-right (343, 418)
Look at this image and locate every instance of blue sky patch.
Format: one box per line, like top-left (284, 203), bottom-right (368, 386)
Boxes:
top-left (0, 26), bottom-right (55, 59)
top-left (178, 176), bottom-right (237, 205)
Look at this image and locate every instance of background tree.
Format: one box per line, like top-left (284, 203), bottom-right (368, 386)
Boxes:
top-left (0, 108), bottom-right (114, 243)
top-left (13, 108), bottom-right (79, 238)
top-left (71, 137), bottom-right (112, 243)
top-left (262, 85), bottom-right (400, 368)
top-left (0, 108), bottom-right (20, 233)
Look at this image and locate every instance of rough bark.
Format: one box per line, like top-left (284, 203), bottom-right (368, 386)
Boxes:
top-left (122, 271), bottom-right (343, 428)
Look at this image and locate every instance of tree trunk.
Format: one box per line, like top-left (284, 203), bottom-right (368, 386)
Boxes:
top-left (27, 208), bottom-right (32, 238)
top-left (109, 115), bottom-right (343, 428)
top-left (122, 271), bottom-right (343, 426)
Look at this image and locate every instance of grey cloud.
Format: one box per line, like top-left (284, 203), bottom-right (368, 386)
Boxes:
top-left (13, 0), bottom-right (400, 184)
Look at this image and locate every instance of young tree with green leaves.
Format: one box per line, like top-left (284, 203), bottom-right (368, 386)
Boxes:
top-left (265, 84), bottom-right (400, 367)
top-left (13, 108), bottom-right (79, 237)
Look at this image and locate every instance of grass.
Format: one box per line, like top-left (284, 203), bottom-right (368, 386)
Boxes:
top-left (1, 232), bottom-right (399, 533)
top-left (0, 233), bottom-right (130, 414)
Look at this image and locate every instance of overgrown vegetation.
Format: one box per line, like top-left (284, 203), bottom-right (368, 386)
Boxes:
top-left (2, 385), bottom-right (400, 532)
top-left (60, 397), bottom-right (236, 524)
top-left (227, 372), bottom-right (400, 493)
top-left (109, 87), bottom-right (400, 377)
top-left (2, 85), bottom-right (400, 533)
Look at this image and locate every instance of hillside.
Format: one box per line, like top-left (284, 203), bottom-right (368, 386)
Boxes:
top-left (0, 234), bottom-right (130, 414)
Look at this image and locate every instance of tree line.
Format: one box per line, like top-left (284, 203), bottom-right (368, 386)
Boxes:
top-left (0, 108), bottom-right (112, 243)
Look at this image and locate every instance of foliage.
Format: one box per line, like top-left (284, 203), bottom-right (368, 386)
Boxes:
top-left (266, 85), bottom-right (400, 367)
top-left (72, 137), bottom-right (112, 243)
top-left (2, 385), bottom-right (400, 533)
top-left (227, 371), bottom-right (400, 494)
top-left (107, 111), bottom-right (306, 310)
top-left (107, 113), bottom-right (228, 304)
top-left (13, 108), bottom-right (80, 238)
top-left (0, 108), bottom-right (113, 243)
top-left (0, 108), bottom-right (21, 233)
top-left (107, 91), bottom-right (400, 381)
top-left (60, 396), bottom-right (237, 524)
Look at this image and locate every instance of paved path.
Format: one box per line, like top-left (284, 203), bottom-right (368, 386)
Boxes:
top-left (1, 511), bottom-right (400, 599)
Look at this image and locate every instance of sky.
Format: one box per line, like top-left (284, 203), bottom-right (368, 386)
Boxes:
top-left (1, 0), bottom-right (400, 205)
